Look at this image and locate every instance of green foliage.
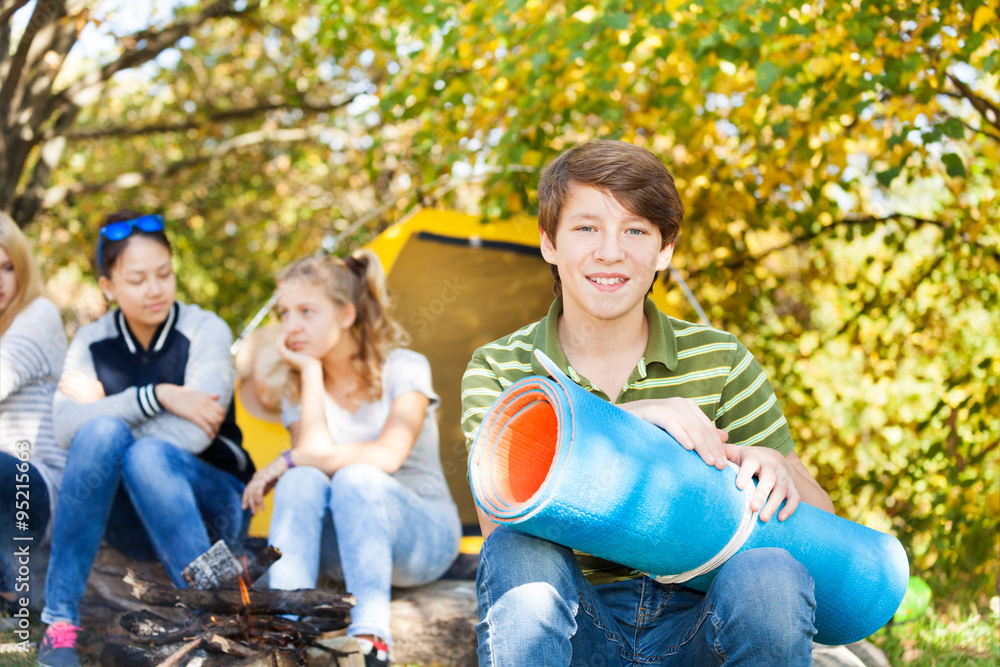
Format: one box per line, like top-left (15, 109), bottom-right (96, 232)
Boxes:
top-left (873, 600), bottom-right (1000, 666)
top-left (10, 0), bottom-right (1000, 607)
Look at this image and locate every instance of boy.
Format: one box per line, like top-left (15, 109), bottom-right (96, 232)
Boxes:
top-left (461, 140), bottom-right (834, 666)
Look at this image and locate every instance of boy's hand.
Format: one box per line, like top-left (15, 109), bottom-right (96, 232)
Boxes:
top-left (724, 443), bottom-right (801, 522)
top-left (620, 398), bottom-right (729, 469)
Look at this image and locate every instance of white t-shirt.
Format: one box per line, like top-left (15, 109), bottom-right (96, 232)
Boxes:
top-left (282, 348), bottom-right (455, 504)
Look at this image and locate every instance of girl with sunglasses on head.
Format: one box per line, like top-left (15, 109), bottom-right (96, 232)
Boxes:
top-left (0, 213), bottom-right (68, 614)
top-left (37, 210), bottom-right (255, 667)
top-left (241, 252), bottom-right (461, 667)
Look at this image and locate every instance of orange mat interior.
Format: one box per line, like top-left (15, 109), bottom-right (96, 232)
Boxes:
top-left (488, 395), bottom-right (558, 504)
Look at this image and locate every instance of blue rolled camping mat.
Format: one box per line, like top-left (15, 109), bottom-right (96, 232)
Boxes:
top-left (468, 350), bottom-right (909, 646)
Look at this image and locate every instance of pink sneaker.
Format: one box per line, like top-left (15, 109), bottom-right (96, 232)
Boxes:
top-left (36, 621), bottom-right (82, 667)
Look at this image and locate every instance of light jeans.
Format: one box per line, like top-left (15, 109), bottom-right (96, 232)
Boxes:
top-left (41, 416), bottom-right (248, 625)
top-left (476, 527), bottom-right (817, 666)
top-left (267, 464), bottom-right (461, 643)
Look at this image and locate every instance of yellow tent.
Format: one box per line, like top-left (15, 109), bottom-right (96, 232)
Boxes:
top-left (236, 208), bottom-right (682, 536)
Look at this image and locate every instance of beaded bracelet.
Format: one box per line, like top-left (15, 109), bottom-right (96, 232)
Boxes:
top-left (281, 450), bottom-right (295, 469)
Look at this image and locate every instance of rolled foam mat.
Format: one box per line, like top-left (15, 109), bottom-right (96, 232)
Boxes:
top-left (469, 350), bottom-right (909, 646)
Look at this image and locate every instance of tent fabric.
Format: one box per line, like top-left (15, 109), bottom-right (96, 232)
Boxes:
top-left (237, 209), bottom-right (561, 530)
top-left (235, 207), bottom-right (701, 530)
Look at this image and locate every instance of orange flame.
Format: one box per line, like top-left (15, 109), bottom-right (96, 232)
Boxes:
top-left (238, 574), bottom-right (251, 607)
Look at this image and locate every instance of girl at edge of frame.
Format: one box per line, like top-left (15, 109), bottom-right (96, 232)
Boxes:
top-left (37, 210), bottom-right (255, 667)
top-left (0, 212), bottom-right (68, 612)
top-left (241, 250), bottom-right (462, 667)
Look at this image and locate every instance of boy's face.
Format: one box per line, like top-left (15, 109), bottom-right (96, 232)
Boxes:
top-left (540, 183), bottom-right (674, 323)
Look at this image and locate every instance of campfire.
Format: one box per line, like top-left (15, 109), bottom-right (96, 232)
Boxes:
top-left (99, 541), bottom-right (356, 666)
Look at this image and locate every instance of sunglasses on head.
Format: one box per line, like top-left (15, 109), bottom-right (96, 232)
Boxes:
top-left (97, 214), bottom-right (165, 269)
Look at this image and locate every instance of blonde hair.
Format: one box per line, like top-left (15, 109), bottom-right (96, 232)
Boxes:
top-left (277, 249), bottom-right (408, 402)
top-left (0, 212), bottom-right (50, 336)
top-left (234, 325), bottom-right (287, 413)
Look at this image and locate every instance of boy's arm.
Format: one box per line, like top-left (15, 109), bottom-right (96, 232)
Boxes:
top-left (724, 445), bottom-right (834, 521)
top-left (625, 339), bottom-right (832, 521)
top-left (620, 398), bottom-right (730, 469)
top-left (623, 397), bottom-right (833, 521)
top-left (461, 349), bottom-right (505, 539)
top-left (715, 339), bottom-right (832, 519)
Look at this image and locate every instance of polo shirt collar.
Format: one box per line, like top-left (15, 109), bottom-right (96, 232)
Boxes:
top-left (643, 295), bottom-right (679, 373)
top-left (530, 296), bottom-right (679, 380)
top-left (530, 297), bottom-right (571, 377)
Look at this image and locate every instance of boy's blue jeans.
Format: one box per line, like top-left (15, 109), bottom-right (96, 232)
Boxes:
top-left (476, 526), bottom-right (817, 666)
top-left (267, 464), bottom-right (461, 644)
top-left (41, 416), bottom-right (248, 625)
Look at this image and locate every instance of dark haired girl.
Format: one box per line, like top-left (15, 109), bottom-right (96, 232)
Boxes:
top-left (37, 212), bottom-right (254, 667)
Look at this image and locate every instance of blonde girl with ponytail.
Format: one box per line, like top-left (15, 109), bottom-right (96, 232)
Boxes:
top-left (242, 250), bottom-right (461, 666)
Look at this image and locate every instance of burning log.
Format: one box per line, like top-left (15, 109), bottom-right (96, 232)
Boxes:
top-left (204, 634), bottom-right (258, 658)
top-left (125, 570), bottom-right (355, 618)
top-left (182, 541), bottom-right (283, 589)
top-left (100, 541), bottom-right (357, 666)
top-left (229, 649), bottom-right (299, 667)
top-left (155, 636), bottom-right (202, 666)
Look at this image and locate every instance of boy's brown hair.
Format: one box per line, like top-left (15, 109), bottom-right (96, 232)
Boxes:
top-left (537, 140), bottom-right (685, 295)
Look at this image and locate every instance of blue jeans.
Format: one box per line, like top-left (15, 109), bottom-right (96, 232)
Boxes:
top-left (0, 453), bottom-right (52, 597)
top-left (476, 527), bottom-right (817, 666)
top-left (268, 464), bottom-right (461, 643)
top-left (41, 416), bottom-right (248, 625)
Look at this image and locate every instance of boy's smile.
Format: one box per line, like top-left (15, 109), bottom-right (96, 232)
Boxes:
top-left (540, 183), bottom-right (674, 323)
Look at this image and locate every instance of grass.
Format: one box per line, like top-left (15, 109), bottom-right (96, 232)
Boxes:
top-left (3, 600), bottom-right (998, 666)
top-left (868, 598), bottom-right (1000, 667)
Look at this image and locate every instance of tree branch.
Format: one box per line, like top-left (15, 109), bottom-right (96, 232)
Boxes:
top-left (816, 250), bottom-right (947, 352)
top-left (11, 106), bottom-right (78, 226)
top-left (943, 112), bottom-right (1000, 144)
top-left (15, 2), bottom-right (86, 135)
top-left (0, 0), bottom-right (32, 25)
top-left (946, 72), bottom-right (1000, 133)
top-left (0, 0), bottom-right (70, 116)
top-left (685, 213), bottom-right (962, 279)
top-left (45, 1), bottom-right (260, 118)
top-left (38, 122), bottom-right (330, 210)
top-left (53, 96), bottom-right (360, 142)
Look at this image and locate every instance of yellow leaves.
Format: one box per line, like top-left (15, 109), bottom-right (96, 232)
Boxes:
top-left (572, 5), bottom-right (597, 23)
top-left (973, 6), bottom-right (998, 33)
top-left (798, 331), bottom-right (820, 356)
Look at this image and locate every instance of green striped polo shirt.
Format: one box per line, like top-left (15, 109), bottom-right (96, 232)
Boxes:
top-left (462, 296), bottom-right (794, 584)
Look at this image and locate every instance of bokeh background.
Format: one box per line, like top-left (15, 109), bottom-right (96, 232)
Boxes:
top-left (2, 0), bottom-right (997, 651)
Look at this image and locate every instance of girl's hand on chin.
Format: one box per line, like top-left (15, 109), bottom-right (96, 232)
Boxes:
top-left (276, 333), bottom-right (322, 373)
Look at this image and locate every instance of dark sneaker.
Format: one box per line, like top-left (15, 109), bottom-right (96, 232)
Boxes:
top-left (36, 622), bottom-right (82, 667)
top-left (356, 637), bottom-right (390, 667)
